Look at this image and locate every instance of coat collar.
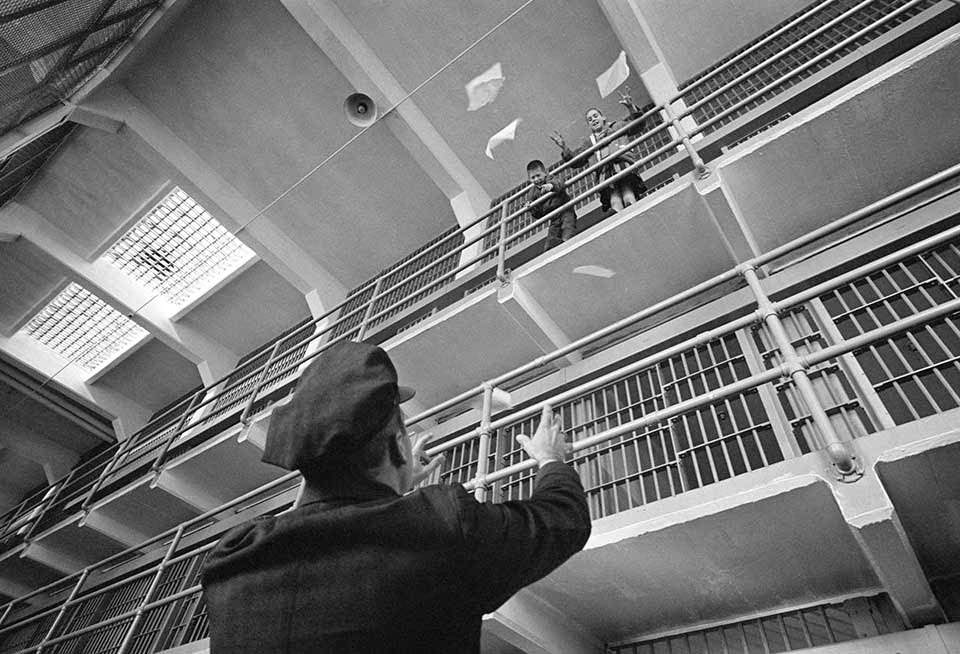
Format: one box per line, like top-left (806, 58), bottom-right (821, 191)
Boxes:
top-left (298, 475), bottom-right (400, 509)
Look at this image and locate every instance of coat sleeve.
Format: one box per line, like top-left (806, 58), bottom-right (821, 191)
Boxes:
top-left (454, 461), bottom-right (591, 612)
top-left (560, 140), bottom-right (592, 170)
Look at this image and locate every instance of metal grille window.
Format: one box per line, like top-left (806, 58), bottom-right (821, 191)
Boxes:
top-left (751, 305), bottom-right (874, 453)
top-left (820, 240), bottom-right (960, 424)
top-left (23, 282), bottom-right (149, 372)
top-left (608, 594), bottom-right (900, 653)
top-left (104, 187), bottom-right (255, 307)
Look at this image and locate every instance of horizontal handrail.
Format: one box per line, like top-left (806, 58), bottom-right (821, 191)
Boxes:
top-left (0, 0), bottom-right (943, 566)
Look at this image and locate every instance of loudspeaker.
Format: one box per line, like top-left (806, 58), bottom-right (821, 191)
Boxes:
top-left (343, 92), bottom-right (378, 127)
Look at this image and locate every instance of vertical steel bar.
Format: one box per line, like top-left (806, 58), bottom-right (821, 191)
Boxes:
top-left (473, 383), bottom-right (494, 502)
top-left (115, 525), bottom-right (186, 654)
top-left (35, 569), bottom-right (90, 654)
top-left (495, 201), bottom-right (510, 282)
top-left (21, 470), bottom-right (72, 543)
top-left (741, 265), bottom-right (859, 478)
top-left (149, 389), bottom-right (207, 477)
top-left (239, 341), bottom-right (284, 426)
top-left (80, 438), bottom-right (131, 514)
top-left (661, 102), bottom-right (709, 179)
top-left (0, 596), bottom-right (15, 628)
top-left (356, 276), bottom-right (384, 342)
top-left (735, 328), bottom-right (799, 459)
top-left (808, 297), bottom-right (897, 429)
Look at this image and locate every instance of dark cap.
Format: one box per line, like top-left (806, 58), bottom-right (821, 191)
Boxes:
top-left (261, 341), bottom-right (414, 472)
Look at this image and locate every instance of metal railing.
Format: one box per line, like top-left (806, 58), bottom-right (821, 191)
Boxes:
top-left (0, 0), bottom-right (951, 562)
top-left (1, 162), bottom-right (959, 653)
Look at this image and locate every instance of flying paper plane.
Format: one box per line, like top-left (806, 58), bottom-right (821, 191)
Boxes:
top-left (485, 118), bottom-right (521, 159)
top-left (596, 51), bottom-right (630, 98)
top-left (465, 62), bottom-right (505, 111)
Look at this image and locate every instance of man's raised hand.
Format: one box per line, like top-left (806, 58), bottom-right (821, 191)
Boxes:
top-left (516, 404), bottom-right (568, 467)
top-left (410, 433), bottom-right (444, 485)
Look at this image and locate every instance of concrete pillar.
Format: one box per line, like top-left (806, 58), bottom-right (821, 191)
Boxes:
top-left (484, 589), bottom-right (603, 654)
top-left (497, 279), bottom-right (581, 365)
top-left (0, 333), bottom-right (152, 439)
top-left (833, 471), bottom-right (945, 627)
top-left (0, 425), bottom-right (79, 484)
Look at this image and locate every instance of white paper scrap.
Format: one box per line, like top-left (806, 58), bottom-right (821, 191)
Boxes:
top-left (485, 118), bottom-right (521, 160)
top-left (596, 51), bottom-right (630, 98)
top-left (465, 62), bottom-right (505, 111)
top-left (573, 265), bottom-right (616, 278)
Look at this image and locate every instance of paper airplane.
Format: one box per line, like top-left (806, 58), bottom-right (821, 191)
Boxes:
top-left (596, 51), bottom-right (630, 98)
top-left (466, 62), bottom-right (505, 111)
top-left (573, 265), bottom-right (616, 278)
top-left (485, 118), bottom-right (521, 159)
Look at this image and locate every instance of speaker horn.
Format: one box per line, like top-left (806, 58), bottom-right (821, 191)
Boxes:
top-left (343, 92), bottom-right (378, 127)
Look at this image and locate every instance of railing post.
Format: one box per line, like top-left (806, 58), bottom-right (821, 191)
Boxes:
top-left (740, 264), bottom-right (862, 481)
top-left (0, 595), bottom-right (15, 628)
top-left (35, 568), bottom-right (90, 654)
top-left (115, 525), bottom-right (186, 654)
top-left (80, 441), bottom-right (129, 516)
top-left (239, 341), bottom-right (284, 426)
top-left (495, 202), bottom-right (510, 283)
top-left (356, 275), bottom-right (384, 342)
top-left (661, 101), bottom-right (710, 180)
top-left (149, 389), bottom-right (207, 479)
top-left (473, 383), bottom-right (495, 502)
top-left (22, 470), bottom-right (74, 541)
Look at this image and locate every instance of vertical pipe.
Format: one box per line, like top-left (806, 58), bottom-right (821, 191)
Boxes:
top-left (661, 102), bottom-right (710, 179)
top-left (496, 202), bottom-right (510, 282)
top-left (356, 275), bottom-right (384, 342)
top-left (0, 596), bottom-right (15, 628)
top-left (150, 389), bottom-right (207, 478)
top-left (115, 525), bottom-right (186, 654)
top-left (239, 341), bottom-right (284, 426)
top-left (741, 265), bottom-right (860, 478)
top-left (35, 569), bottom-right (90, 654)
top-left (22, 470), bottom-right (73, 542)
top-left (474, 383), bottom-right (494, 502)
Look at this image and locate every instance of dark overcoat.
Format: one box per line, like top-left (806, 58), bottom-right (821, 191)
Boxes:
top-left (201, 462), bottom-right (590, 653)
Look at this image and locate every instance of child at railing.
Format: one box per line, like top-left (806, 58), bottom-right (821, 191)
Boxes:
top-left (524, 159), bottom-right (577, 253)
top-left (551, 88), bottom-right (648, 213)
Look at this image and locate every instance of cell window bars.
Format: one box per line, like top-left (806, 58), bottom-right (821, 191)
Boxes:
top-left (751, 304), bottom-right (874, 453)
top-left (23, 281), bottom-right (148, 372)
top-left (821, 239), bottom-right (960, 425)
top-left (104, 187), bottom-right (255, 306)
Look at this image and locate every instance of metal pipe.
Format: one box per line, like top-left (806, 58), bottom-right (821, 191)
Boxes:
top-left (473, 383), bottom-right (494, 501)
top-left (741, 265), bottom-right (858, 478)
top-left (115, 525), bottom-right (185, 654)
top-left (148, 388), bottom-right (214, 477)
top-left (239, 342), bottom-right (284, 426)
top-left (681, 0), bottom-right (874, 117)
top-left (495, 203), bottom-right (510, 282)
top-left (35, 569), bottom-right (89, 654)
top-left (356, 275), bottom-right (385, 341)
top-left (685, 0), bottom-right (927, 134)
top-left (661, 102), bottom-right (709, 179)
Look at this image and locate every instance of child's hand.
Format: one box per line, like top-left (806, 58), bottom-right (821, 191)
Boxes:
top-left (549, 130), bottom-right (565, 149)
top-left (618, 87), bottom-right (639, 112)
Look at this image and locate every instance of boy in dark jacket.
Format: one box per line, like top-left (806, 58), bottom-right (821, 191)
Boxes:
top-left (525, 159), bottom-right (577, 253)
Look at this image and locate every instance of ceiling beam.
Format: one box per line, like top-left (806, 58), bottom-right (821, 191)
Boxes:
top-left (0, 350), bottom-right (115, 443)
top-left (0, 202), bottom-right (240, 385)
top-left (0, 333), bottom-right (152, 439)
top-left (77, 84), bottom-right (348, 316)
top-left (0, 423), bottom-right (80, 484)
top-left (278, 0), bottom-right (491, 224)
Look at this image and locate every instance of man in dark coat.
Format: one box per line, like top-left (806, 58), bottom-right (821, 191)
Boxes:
top-left (200, 340), bottom-right (591, 653)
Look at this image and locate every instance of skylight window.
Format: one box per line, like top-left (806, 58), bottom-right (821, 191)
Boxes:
top-left (104, 187), bottom-right (255, 306)
top-left (24, 283), bottom-right (149, 372)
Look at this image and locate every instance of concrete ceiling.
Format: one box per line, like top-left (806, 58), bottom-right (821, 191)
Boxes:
top-left (0, 239), bottom-right (64, 335)
top-left (121, 0), bottom-right (458, 288)
top-left (336, 0), bottom-right (647, 194)
top-left (93, 338), bottom-right (201, 414)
